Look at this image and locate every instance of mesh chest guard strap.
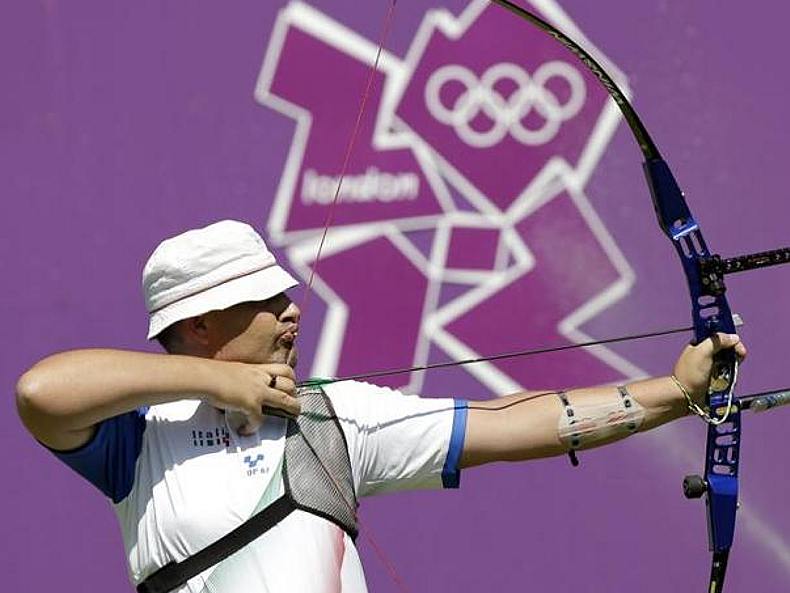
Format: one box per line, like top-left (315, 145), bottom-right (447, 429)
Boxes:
top-left (137, 385), bottom-right (357, 593)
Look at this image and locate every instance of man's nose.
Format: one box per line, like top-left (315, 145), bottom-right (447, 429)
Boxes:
top-left (280, 300), bottom-right (301, 324)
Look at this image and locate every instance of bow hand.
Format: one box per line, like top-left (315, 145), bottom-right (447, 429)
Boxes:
top-left (673, 333), bottom-right (747, 407)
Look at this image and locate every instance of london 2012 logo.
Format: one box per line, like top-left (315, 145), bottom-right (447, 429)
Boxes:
top-left (255, 0), bottom-right (644, 395)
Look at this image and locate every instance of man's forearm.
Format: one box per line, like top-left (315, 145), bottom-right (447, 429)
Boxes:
top-left (16, 349), bottom-right (223, 448)
top-left (460, 377), bottom-right (687, 467)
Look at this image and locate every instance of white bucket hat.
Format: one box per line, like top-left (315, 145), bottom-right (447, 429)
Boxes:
top-left (143, 220), bottom-right (298, 339)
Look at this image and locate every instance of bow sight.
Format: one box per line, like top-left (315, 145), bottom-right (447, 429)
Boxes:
top-left (698, 249), bottom-right (790, 295)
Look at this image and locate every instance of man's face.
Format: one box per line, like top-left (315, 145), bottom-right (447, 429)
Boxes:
top-left (208, 293), bottom-right (300, 368)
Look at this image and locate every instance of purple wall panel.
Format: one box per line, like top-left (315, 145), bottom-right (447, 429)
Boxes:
top-left (2, 1), bottom-right (788, 592)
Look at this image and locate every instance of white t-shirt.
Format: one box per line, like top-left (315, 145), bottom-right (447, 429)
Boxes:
top-left (55, 381), bottom-right (468, 593)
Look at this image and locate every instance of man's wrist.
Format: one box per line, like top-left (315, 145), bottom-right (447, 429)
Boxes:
top-left (670, 374), bottom-right (707, 417)
top-left (168, 355), bottom-right (229, 406)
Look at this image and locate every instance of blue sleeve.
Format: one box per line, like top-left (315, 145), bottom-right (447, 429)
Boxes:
top-left (50, 408), bottom-right (147, 503)
top-left (441, 399), bottom-right (468, 488)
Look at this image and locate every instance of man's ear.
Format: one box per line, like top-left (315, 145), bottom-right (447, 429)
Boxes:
top-left (182, 315), bottom-right (211, 346)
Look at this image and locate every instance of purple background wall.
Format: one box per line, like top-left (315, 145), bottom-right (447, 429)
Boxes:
top-left (2, 1), bottom-right (788, 591)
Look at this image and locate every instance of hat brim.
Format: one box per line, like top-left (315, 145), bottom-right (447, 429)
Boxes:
top-left (147, 265), bottom-right (299, 339)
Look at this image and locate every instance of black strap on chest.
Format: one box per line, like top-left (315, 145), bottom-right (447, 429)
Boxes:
top-left (136, 495), bottom-right (296, 593)
top-left (136, 385), bottom-right (357, 593)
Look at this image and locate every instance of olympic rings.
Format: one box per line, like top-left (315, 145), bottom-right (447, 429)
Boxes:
top-left (424, 61), bottom-right (586, 148)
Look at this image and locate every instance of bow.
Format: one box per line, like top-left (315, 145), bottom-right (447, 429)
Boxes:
top-left (488, 1), bottom-right (789, 590)
top-left (285, 1), bottom-right (790, 590)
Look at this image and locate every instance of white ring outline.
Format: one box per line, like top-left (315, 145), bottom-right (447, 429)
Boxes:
top-left (424, 61), bottom-right (586, 148)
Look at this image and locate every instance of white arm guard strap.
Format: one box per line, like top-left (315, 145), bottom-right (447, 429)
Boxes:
top-left (557, 385), bottom-right (645, 464)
